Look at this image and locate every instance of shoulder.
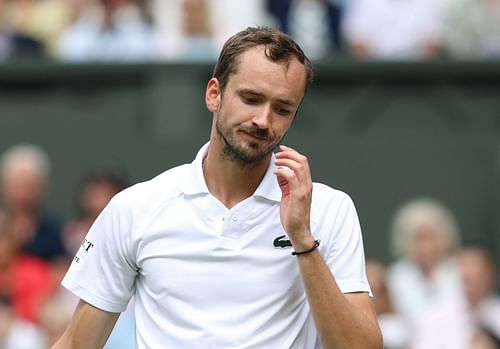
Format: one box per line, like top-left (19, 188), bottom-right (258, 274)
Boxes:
top-left (112, 164), bottom-right (190, 210)
top-left (99, 164), bottom-right (190, 231)
top-left (311, 182), bottom-right (357, 214)
top-left (310, 183), bottom-right (362, 241)
top-left (82, 164), bottom-right (192, 246)
top-left (312, 182), bottom-right (352, 200)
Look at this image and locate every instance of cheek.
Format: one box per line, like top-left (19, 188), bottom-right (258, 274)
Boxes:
top-left (217, 101), bottom-right (243, 124)
top-left (273, 118), bottom-right (293, 135)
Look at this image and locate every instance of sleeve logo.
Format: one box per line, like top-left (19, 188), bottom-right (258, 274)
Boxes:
top-left (73, 238), bottom-right (95, 264)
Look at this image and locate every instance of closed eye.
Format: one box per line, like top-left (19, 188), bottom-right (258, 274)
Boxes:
top-left (275, 107), bottom-right (292, 116)
top-left (241, 95), bottom-right (261, 105)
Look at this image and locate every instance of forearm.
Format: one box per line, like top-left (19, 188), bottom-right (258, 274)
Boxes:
top-left (296, 249), bottom-right (383, 349)
top-left (50, 300), bottom-right (119, 349)
top-left (274, 146), bottom-right (381, 347)
top-left (51, 324), bottom-right (111, 349)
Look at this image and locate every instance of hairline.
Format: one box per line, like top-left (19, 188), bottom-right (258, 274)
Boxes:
top-left (213, 27), bottom-right (314, 97)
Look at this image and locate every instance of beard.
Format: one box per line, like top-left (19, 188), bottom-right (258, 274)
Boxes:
top-left (215, 118), bottom-right (283, 166)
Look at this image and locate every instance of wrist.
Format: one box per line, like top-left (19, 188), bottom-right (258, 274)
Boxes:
top-left (292, 239), bottom-right (320, 256)
top-left (290, 232), bottom-right (315, 251)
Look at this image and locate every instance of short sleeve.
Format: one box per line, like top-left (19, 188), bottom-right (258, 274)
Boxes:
top-left (322, 193), bottom-right (371, 295)
top-left (61, 195), bottom-right (138, 313)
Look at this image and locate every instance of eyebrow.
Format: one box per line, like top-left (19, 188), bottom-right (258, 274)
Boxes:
top-left (237, 88), bottom-right (295, 107)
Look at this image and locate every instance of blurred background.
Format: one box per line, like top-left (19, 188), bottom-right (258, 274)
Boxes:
top-left (0, 0), bottom-right (499, 348)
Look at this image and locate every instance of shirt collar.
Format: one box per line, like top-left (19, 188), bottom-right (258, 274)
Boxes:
top-left (180, 141), bottom-right (282, 202)
top-left (253, 153), bottom-right (282, 202)
top-left (180, 141), bottom-right (210, 195)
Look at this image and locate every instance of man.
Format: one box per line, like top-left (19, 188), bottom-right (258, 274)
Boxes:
top-left (0, 144), bottom-right (65, 263)
top-left (52, 27), bottom-right (382, 349)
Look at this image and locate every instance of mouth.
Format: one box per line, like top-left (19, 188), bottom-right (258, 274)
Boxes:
top-left (240, 130), bottom-right (269, 142)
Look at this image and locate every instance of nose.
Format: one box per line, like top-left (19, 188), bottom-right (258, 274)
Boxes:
top-left (251, 104), bottom-right (271, 130)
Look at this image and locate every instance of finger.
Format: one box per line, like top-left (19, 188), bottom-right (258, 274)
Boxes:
top-left (274, 158), bottom-right (307, 177)
top-left (275, 157), bottom-right (311, 183)
top-left (274, 168), bottom-right (311, 203)
top-left (275, 173), bottom-right (290, 196)
top-left (274, 167), bottom-right (299, 187)
top-left (276, 145), bottom-right (310, 167)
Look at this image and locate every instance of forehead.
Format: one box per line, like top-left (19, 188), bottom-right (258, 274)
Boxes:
top-left (227, 46), bottom-right (307, 102)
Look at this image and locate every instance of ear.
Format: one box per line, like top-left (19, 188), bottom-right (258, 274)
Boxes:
top-left (205, 78), bottom-right (221, 113)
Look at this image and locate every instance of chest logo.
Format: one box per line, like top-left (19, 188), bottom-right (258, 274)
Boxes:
top-left (273, 235), bottom-right (292, 248)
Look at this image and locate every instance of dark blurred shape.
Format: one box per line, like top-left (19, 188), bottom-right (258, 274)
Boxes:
top-left (62, 164), bottom-right (127, 257)
top-left (266, 0), bottom-right (294, 34)
top-left (0, 32), bottom-right (45, 61)
top-left (266, 0), bottom-right (343, 58)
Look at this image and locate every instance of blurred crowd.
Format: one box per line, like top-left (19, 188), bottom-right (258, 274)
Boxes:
top-left (1, 140), bottom-right (499, 349)
top-left (1, 0), bottom-right (500, 63)
top-left (0, 143), bottom-right (133, 349)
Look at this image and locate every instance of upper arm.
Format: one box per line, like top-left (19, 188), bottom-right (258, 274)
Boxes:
top-left (345, 292), bottom-right (379, 326)
top-left (51, 299), bottom-right (120, 349)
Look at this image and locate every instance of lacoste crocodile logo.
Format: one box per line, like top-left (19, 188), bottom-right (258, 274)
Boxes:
top-left (273, 235), bottom-right (292, 248)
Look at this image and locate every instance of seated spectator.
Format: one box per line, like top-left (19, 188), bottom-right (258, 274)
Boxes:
top-left (208, 0), bottom-right (273, 50)
top-left (152, 0), bottom-right (272, 61)
top-left (366, 258), bottom-right (409, 349)
top-left (62, 165), bottom-right (127, 257)
top-left (155, 0), bottom-right (217, 62)
top-left (0, 0), bottom-right (74, 58)
top-left (441, 0), bottom-right (500, 59)
top-left (0, 144), bottom-right (65, 264)
top-left (386, 198), bottom-right (463, 328)
top-left (343, 0), bottom-right (444, 60)
top-left (411, 246), bottom-right (500, 349)
top-left (0, 0), bottom-right (45, 61)
top-left (0, 30), bottom-right (45, 61)
top-left (268, 0), bottom-right (344, 59)
top-left (0, 214), bottom-right (57, 324)
top-left (56, 0), bottom-right (155, 62)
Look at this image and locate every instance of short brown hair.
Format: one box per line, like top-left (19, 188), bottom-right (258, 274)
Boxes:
top-left (213, 26), bottom-right (314, 95)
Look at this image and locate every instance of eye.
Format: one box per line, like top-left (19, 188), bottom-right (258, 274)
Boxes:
top-left (241, 95), bottom-right (260, 105)
top-left (275, 107), bottom-right (292, 116)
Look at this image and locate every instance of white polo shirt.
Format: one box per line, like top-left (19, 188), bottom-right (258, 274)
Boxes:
top-left (62, 142), bottom-right (371, 349)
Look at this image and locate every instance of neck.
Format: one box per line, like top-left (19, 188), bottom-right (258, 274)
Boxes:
top-left (203, 142), bottom-right (270, 209)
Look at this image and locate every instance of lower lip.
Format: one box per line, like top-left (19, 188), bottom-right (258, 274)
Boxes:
top-left (242, 131), bottom-right (267, 141)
